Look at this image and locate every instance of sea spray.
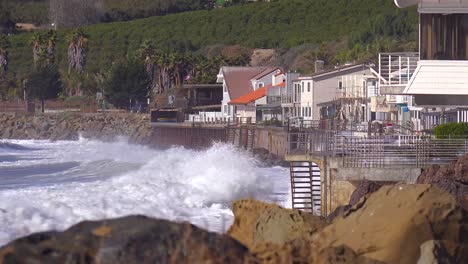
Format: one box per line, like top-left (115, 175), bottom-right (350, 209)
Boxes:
top-left (0, 139), bottom-right (289, 246)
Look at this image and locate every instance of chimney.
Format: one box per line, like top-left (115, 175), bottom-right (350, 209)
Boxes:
top-left (315, 60), bottom-right (324, 73)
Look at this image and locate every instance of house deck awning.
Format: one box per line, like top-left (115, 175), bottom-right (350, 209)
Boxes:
top-left (404, 60), bottom-right (468, 95)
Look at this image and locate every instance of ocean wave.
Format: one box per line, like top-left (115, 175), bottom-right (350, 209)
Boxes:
top-left (0, 139), bottom-right (290, 246)
top-left (0, 142), bottom-right (39, 152)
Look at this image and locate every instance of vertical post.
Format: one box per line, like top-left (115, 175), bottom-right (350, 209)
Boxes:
top-left (407, 57), bottom-right (411, 83)
top-left (398, 55), bottom-right (402, 85)
top-left (388, 54), bottom-right (392, 84)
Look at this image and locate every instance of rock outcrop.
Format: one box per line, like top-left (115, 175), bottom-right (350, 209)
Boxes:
top-left (417, 155), bottom-right (468, 210)
top-left (327, 180), bottom-right (387, 222)
top-left (0, 215), bottom-right (252, 264)
top-left (311, 184), bottom-right (468, 264)
top-left (2, 185), bottom-right (467, 264)
top-left (0, 113), bottom-right (153, 144)
top-left (228, 199), bottom-right (327, 249)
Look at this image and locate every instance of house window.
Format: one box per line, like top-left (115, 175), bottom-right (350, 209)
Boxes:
top-left (224, 85), bottom-right (227, 93)
top-left (258, 82), bottom-right (264, 88)
top-left (307, 82), bottom-right (311, 92)
top-left (338, 81), bottom-right (343, 89)
top-left (301, 84), bottom-right (304, 93)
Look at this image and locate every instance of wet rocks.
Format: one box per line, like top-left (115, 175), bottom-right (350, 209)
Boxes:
top-left (0, 215), bottom-right (252, 264)
top-left (417, 155), bottom-right (468, 210)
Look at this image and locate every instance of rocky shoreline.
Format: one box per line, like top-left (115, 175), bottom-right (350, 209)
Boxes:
top-left (0, 183), bottom-right (466, 264)
top-left (0, 113), bottom-right (153, 144)
top-left (1, 114), bottom-right (467, 263)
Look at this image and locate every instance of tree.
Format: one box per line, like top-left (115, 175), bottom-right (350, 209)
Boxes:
top-left (25, 65), bottom-right (63, 113)
top-left (30, 33), bottom-right (43, 68)
top-left (0, 33), bottom-right (10, 80)
top-left (66, 28), bottom-right (88, 73)
top-left (45, 30), bottom-right (58, 64)
top-left (104, 59), bottom-right (150, 109)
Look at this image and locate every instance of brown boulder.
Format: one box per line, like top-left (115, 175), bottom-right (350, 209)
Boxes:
top-left (349, 180), bottom-right (386, 206)
top-left (328, 180), bottom-right (388, 222)
top-left (417, 240), bottom-right (468, 264)
top-left (228, 199), bottom-right (327, 249)
top-left (417, 155), bottom-right (468, 210)
top-left (251, 241), bottom-right (383, 263)
top-left (311, 184), bottom-right (468, 264)
top-left (0, 215), bottom-right (252, 264)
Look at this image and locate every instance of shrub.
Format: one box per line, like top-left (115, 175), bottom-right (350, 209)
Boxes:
top-left (434, 123), bottom-right (468, 139)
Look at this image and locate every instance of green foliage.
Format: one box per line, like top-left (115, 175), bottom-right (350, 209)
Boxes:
top-left (6, 0), bottom-right (417, 78)
top-left (4, 0), bottom-right (417, 96)
top-left (104, 59), bottom-right (150, 109)
top-left (434, 123), bottom-right (468, 139)
top-left (25, 64), bottom-right (63, 112)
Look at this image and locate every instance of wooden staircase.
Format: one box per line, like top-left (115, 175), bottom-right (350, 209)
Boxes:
top-left (290, 161), bottom-right (321, 214)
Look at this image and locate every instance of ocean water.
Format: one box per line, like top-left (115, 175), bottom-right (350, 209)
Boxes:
top-left (0, 138), bottom-right (290, 246)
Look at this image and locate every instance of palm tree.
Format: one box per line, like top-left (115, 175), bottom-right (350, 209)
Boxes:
top-left (0, 34), bottom-right (10, 79)
top-left (45, 30), bottom-right (58, 64)
top-left (30, 33), bottom-right (43, 67)
top-left (138, 39), bottom-right (156, 79)
top-left (66, 28), bottom-right (88, 73)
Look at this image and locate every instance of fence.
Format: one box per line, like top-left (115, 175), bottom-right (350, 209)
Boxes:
top-left (0, 100), bottom-right (97, 114)
top-left (0, 101), bottom-right (27, 113)
top-left (288, 132), bottom-right (468, 168)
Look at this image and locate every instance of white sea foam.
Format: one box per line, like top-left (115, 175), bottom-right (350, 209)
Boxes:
top-left (0, 139), bottom-right (290, 246)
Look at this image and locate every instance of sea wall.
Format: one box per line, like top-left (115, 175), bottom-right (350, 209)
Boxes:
top-left (253, 127), bottom-right (289, 158)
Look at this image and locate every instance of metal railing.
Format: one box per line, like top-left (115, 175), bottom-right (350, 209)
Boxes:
top-left (288, 131), bottom-right (468, 168)
top-left (378, 52), bottom-right (419, 88)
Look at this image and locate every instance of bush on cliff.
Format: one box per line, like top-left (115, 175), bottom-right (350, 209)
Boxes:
top-left (434, 122), bottom-right (468, 139)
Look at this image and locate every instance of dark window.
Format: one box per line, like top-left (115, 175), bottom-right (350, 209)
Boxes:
top-left (338, 81), bottom-right (343, 89)
top-left (421, 13), bottom-right (468, 60)
top-left (307, 82), bottom-right (311, 92)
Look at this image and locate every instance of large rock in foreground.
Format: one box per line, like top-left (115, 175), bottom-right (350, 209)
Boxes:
top-left (417, 155), bottom-right (468, 210)
top-left (311, 184), bottom-right (468, 264)
top-left (0, 215), bottom-right (252, 264)
top-left (227, 199), bottom-right (327, 249)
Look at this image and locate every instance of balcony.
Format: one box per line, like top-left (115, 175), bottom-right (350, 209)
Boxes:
top-left (378, 53), bottom-right (419, 95)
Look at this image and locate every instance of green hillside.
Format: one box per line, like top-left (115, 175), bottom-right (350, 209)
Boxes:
top-left (3, 0), bottom-right (418, 98)
top-left (0, 0), bottom-right (251, 25)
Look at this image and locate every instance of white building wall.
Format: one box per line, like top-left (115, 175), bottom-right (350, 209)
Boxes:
top-left (300, 80), bottom-right (314, 120)
top-left (221, 80), bottom-right (235, 118)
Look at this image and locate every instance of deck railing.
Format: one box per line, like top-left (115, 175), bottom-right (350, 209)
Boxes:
top-left (288, 132), bottom-right (468, 168)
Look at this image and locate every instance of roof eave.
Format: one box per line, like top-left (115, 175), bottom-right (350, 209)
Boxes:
top-left (394, 0), bottom-right (419, 8)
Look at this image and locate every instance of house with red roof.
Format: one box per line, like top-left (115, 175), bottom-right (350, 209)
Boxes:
top-left (217, 66), bottom-right (284, 122)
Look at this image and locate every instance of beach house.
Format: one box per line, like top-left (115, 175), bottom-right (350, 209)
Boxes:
top-left (217, 66), bottom-right (283, 122)
top-left (391, 0), bottom-right (468, 129)
top-left (282, 64), bottom-right (372, 124)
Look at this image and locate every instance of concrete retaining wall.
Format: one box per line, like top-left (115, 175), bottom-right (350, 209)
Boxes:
top-left (253, 127), bottom-right (289, 158)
